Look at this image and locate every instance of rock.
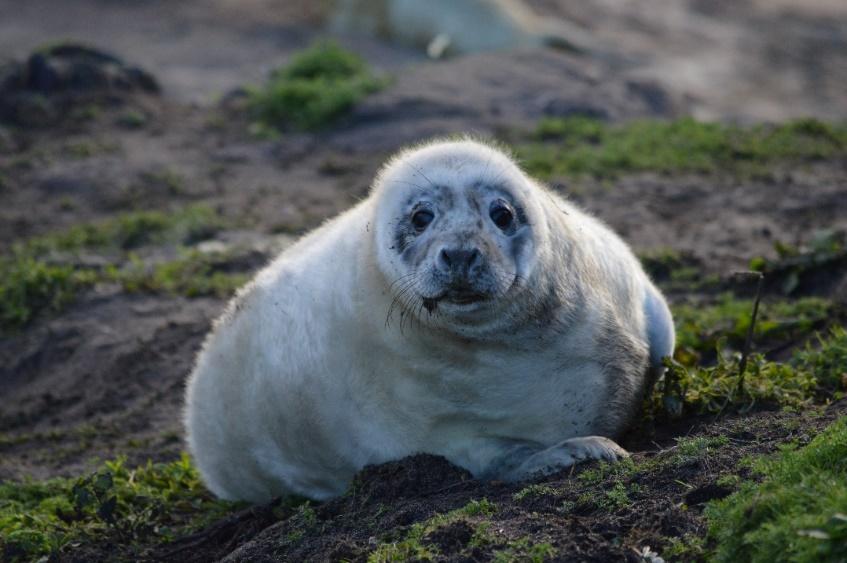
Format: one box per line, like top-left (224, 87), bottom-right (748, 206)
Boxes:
top-left (0, 43), bottom-right (159, 126)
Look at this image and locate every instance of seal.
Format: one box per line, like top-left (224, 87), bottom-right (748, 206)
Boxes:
top-left (184, 139), bottom-right (675, 502)
top-left (330, 0), bottom-right (600, 58)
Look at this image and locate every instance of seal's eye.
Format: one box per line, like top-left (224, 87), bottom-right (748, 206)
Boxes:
top-left (411, 209), bottom-right (434, 232)
top-left (490, 205), bottom-right (514, 231)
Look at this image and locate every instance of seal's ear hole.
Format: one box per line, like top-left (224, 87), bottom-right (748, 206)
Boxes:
top-left (411, 209), bottom-right (435, 232)
top-left (490, 203), bottom-right (514, 231)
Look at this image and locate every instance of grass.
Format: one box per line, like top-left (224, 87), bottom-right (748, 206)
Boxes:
top-left (115, 250), bottom-right (250, 298)
top-left (597, 481), bottom-right (637, 510)
top-left (672, 436), bottom-right (731, 466)
top-left (21, 206), bottom-right (224, 255)
top-left (672, 294), bottom-right (832, 365)
top-left (512, 484), bottom-right (560, 502)
top-left (0, 455), bottom-right (241, 562)
top-left (750, 230), bottom-right (847, 295)
top-left (658, 349), bottom-right (817, 417)
top-left (706, 416), bottom-right (847, 562)
top-left (794, 325), bottom-right (847, 392)
top-left (0, 256), bottom-right (96, 329)
top-left (492, 538), bottom-right (557, 563)
top-left (655, 323), bottom-right (846, 418)
top-left (367, 499), bottom-right (497, 562)
top-left (249, 41), bottom-right (386, 131)
top-left (0, 206), bottom-right (241, 332)
top-left (516, 117), bottom-right (847, 180)
top-left (639, 248), bottom-right (717, 290)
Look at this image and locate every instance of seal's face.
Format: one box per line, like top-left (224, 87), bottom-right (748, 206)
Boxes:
top-left (374, 140), bottom-right (547, 331)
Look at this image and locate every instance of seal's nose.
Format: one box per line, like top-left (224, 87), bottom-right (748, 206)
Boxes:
top-left (438, 247), bottom-right (481, 277)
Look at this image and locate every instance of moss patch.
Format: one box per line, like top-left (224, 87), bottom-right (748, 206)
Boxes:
top-left (367, 499), bottom-right (497, 562)
top-left (0, 206), bottom-right (240, 332)
top-left (249, 41), bottom-right (386, 131)
top-left (0, 455), bottom-right (240, 562)
top-left (21, 206), bottom-right (224, 255)
top-left (794, 325), bottom-right (847, 392)
top-left (114, 250), bottom-right (249, 298)
top-left (516, 117), bottom-right (847, 180)
top-left (672, 294), bottom-right (832, 365)
top-left (655, 323), bottom-right (846, 418)
top-left (750, 230), bottom-right (847, 295)
top-left (492, 538), bottom-right (557, 563)
top-left (706, 416), bottom-right (847, 562)
top-left (0, 255), bottom-right (95, 329)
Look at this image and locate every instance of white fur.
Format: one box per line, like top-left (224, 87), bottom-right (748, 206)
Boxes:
top-left (184, 139), bottom-right (674, 502)
top-left (330, 0), bottom-right (597, 56)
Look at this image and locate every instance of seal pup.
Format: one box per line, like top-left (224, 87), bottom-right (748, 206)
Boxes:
top-left (184, 139), bottom-right (675, 502)
top-left (329, 0), bottom-right (600, 58)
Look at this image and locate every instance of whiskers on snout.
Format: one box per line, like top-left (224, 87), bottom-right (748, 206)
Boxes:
top-left (384, 265), bottom-right (524, 336)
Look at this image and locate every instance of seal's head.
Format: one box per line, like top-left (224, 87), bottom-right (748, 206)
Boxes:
top-left (373, 139), bottom-right (552, 332)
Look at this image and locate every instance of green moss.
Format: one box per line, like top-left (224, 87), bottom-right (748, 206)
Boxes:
top-left (706, 416), bottom-right (847, 562)
top-left (658, 351), bottom-right (818, 417)
top-left (656, 326), bottom-right (847, 418)
top-left (577, 457), bottom-right (638, 485)
top-left (672, 295), bottom-right (832, 365)
top-left (639, 248), bottom-right (713, 289)
top-left (63, 140), bottom-right (118, 159)
top-left (512, 484), bottom-right (560, 502)
top-left (114, 250), bottom-right (248, 298)
top-left (750, 230), bottom-right (847, 295)
top-left (0, 454), bottom-right (241, 562)
top-left (368, 499), bottom-right (497, 562)
top-left (655, 316), bottom-right (847, 416)
top-left (517, 117), bottom-right (847, 180)
top-left (117, 110), bottom-right (147, 129)
top-left (22, 205), bottom-right (224, 254)
top-left (492, 538), bottom-right (557, 563)
top-left (672, 435), bottom-right (730, 466)
top-left (0, 255), bottom-right (95, 330)
top-left (598, 481), bottom-right (637, 510)
top-left (661, 533), bottom-right (705, 560)
top-left (249, 41), bottom-right (386, 131)
top-left (0, 206), bottom-right (232, 331)
top-left (793, 326), bottom-right (847, 392)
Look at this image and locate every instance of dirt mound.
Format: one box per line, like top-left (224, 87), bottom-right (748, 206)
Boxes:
top-left (142, 401), bottom-right (846, 562)
top-left (0, 44), bottom-right (158, 126)
top-left (349, 454), bottom-right (474, 504)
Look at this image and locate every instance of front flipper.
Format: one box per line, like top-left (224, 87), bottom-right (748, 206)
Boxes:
top-left (490, 436), bottom-right (629, 482)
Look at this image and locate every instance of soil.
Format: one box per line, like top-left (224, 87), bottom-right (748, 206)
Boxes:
top-left (1, 0), bottom-right (846, 561)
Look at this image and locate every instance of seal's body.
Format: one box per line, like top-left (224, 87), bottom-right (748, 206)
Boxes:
top-left (185, 140), bottom-right (674, 502)
top-left (330, 0), bottom-right (597, 57)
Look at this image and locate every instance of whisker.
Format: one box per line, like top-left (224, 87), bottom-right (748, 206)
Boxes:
top-left (404, 160), bottom-right (437, 190)
top-left (391, 179), bottom-right (428, 191)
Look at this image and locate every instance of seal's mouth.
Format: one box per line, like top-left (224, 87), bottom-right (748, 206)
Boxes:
top-left (447, 290), bottom-right (488, 305)
top-left (422, 286), bottom-right (489, 313)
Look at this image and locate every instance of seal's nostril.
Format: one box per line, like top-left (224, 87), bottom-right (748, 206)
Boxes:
top-left (440, 248), bottom-right (481, 273)
top-left (440, 248), bottom-right (452, 267)
top-left (468, 248), bottom-right (480, 268)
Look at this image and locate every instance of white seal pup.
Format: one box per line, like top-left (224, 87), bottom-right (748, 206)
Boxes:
top-left (184, 139), bottom-right (675, 502)
top-left (329, 0), bottom-right (600, 58)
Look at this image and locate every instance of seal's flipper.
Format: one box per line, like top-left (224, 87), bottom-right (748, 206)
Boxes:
top-left (494, 436), bottom-right (629, 482)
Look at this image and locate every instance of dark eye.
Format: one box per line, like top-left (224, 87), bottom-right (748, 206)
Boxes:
top-left (490, 205), bottom-right (514, 230)
top-left (411, 209), bottom-right (434, 231)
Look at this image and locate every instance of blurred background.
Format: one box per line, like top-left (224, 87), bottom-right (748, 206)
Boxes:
top-left (1, 0), bottom-right (845, 120)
